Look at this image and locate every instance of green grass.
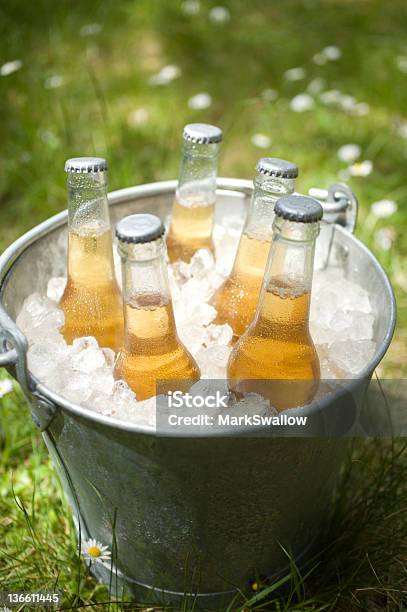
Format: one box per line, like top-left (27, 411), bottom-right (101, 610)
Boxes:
top-left (0, 0), bottom-right (407, 610)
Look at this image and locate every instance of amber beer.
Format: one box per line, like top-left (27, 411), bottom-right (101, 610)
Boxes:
top-left (227, 195), bottom-right (323, 410)
top-left (167, 123), bottom-right (223, 262)
top-left (59, 158), bottom-right (123, 351)
top-left (114, 213), bottom-right (200, 400)
top-left (212, 158), bottom-right (298, 341)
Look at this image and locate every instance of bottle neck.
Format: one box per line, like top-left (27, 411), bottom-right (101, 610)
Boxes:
top-left (120, 239), bottom-right (178, 349)
top-left (176, 140), bottom-right (220, 207)
top-left (243, 173), bottom-right (296, 240)
top-left (256, 219), bottom-right (319, 326)
top-left (66, 171), bottom-right (115, 285)
top-left (230, 174), bottom-right (296, 281)
top-left (67, 171), bottom-right (110, 233)
top-left (120, 239), bottom-right (171, 303)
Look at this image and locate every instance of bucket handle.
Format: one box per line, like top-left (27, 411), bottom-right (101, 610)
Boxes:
top-left (0, 306), bottom-right (57, 431)
top-left (308, 182), bottom-right (358, 233)
top-left (0, 307), bottom-right (31, 393)
top-left (218, 178), bottom-right (359, 233)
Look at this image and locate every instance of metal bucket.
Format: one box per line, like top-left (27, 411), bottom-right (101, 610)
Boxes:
top-left (0, 179), bottom-right (396, 609)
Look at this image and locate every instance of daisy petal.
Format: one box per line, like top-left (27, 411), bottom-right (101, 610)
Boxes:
top-left (371, 199), bottom-right (397, 218)
top-left (0, 379), bottom-right (13, 397)
top-left (289, 93), bottom-right (314, 112)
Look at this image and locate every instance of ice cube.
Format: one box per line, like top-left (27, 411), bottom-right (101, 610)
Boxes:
top-left (213, 215), bottom-right (243, 275)
top-left (113, 379), bottom-right (137, 404)
top-left (190, 249), bottom-right (215, 278)
top-left (327, 340), bottom-right (376, 376)
top-left (178, 322), bottom-right (207, 355)
top-left (63, 372), bottom-right (93, 403)
top-left (196, 345), bottom-right (231, 378)
top-left (181, 277), bottom-right (214, 305)
top-left (84, 391), bottom-right (116, 416)
top-left (92, 368), bottom-right (115, 395)
top-left (189, 378), bottom-right (229, 400)
top-left (102, 347), bottom-right (116, 368)
top-left (17, 294), bottom-right (64, 342)
top-left (205, 323), bottom-right (233, 346)
top-left (46, 277), bottom-right (66, 302)
top-left (170, 259), bottom-right (193, 284)
top-left (27, 339), bottom-right (68, 379)
top-left (228, 393), bottom-right (274, 418)
top-left (114, 395), bottom-right (156, 427)
top-left (42, 367), bottom-right (68, 395)
top-left (185, 302), bottom-right (216, 326)
top-left (347, 312), bottom-right (374, 341)
top-left (71, 336), bottom-right (99, 352)
top-left (71, 346), bottom-right (106, 373)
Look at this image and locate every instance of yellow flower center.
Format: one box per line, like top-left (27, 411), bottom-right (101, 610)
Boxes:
top-left (87, 546), bottom-right (101, 558)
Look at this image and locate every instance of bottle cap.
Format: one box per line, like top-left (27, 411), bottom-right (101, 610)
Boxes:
top-left (115, 214), bottom-right (165, 244)
top-left (275, 195), bottom-right (323, 223)
top-left (183, 123), bottom-right (223, 144)
top-left (65, 157), bottom-right (108, 173)
top-left (256, 158), bottom-right (298, 179)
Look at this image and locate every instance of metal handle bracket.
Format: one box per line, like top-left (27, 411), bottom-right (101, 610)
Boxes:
top-left (0, 306), bottom-right (58, 431)
top-left (309, 182), bottom-right (358, 233)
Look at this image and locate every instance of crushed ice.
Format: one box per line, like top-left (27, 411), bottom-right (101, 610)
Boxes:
top-left (17, 215), bottom-right (376, 425)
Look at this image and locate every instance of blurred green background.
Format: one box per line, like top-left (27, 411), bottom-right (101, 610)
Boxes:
top-left (0, 1), bottom-right (406, 610)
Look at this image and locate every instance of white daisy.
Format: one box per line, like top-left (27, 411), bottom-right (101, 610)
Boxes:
top-left (128, 108), bottom-right (149, 126)
top-left (314, 46), bottom-right (341, 64)
top-left (322, 45), bottom-right (342, 60)
top-left (348, 160), bottom-right (373, 177)
top-left (251, 133), bottom-right (271, 149)
top-left (1, 60), bottom-right (22, 76)
top-left (188, 92), bottom-right (212, 110)
top-left (396, 56), bottom-right (407, 74)
top-left (289, 93), bottom-right (315, 112)
top-left (44, 75), bottom-right (63, 89)
top-left (396, 121), bottom-right (407, 139)
top-left (181, 0), bottom-right (200, 15)
top-left (320, 89), bottom-right (342, 105)
top-left (337, 144), bottom-right (361, 164)
top-left (0, 379), bottom-right (13, 397)
top-left (351, 102), bottom-right (370, 116)
top-left (338, 94), bottom-right (357, 111)
top-left (371, 199), bottom-right (397, 218)
top-left (81, 538), bottom-right (111, 564)
top-left (261, 88), bottom-right (278, 101)
top-left (307, 78), bottom-right (325, 94)
top-left (209, 6), bottom-right (230, 23)
top-left (284, 67), bottom-right (306, 81)
top-left (149, 65), bottom-right (181, 86)
top-left (80, 23), bottom-right (102, 36)
top-left (313, 52), bottom-right (327, 66)
top-left (374, 227), bottom-right (396, 251)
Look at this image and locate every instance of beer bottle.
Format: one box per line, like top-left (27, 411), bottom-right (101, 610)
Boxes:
top-left (227, 195), bottom-right (323, 410)
top-left (167, 123), bottom-right (223, 263)
top-left (212, 157), bottom-right (298, 341)
top-left (59, 158), bottom-right (123, 351)
top-left (114, 213), bottom-right (201, 400)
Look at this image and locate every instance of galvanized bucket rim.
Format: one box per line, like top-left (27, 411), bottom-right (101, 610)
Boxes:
top-left (0, 178), bottom-right (397, 436)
